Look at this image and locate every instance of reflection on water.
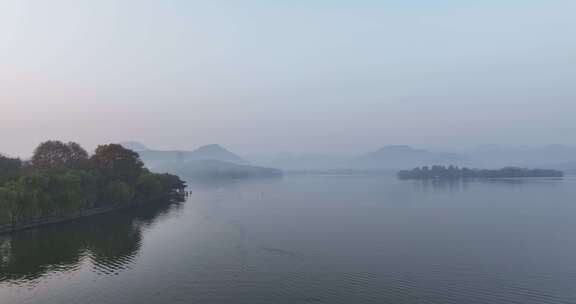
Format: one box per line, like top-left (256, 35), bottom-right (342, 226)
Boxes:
top-left (407, 178), bottom-right (469, 192)
top-left (2, 175), bottom-right (576, 304)
top-left (406, 177), bottom-right (565, 192)
top-left (0, 199), bottom-right (184, 285)
top-left (186, 175), bottom-right (283, 190)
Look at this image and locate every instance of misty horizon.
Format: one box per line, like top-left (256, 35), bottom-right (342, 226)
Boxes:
top-left (2, 0), bottom-right (576, 156)
top-left (7, 140), bottom-right (576, 159)
top-left (3, 2), bottom-right (576, 303)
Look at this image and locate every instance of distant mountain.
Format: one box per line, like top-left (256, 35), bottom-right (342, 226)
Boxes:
top-left (130, 142), bottom-right (576, 174)
top-left (152, 159), bottom-right (282, 180)
top-left (247, 146), bottom-right (467, 171)
top-left (136, 144), bottom-right (249, 167)
top-left (187, 144), bottom-right (248, 164)
top-left (119, 143), bottom-right (280, 180)
top-left (119, 141), bottom-right (150, 152)
top-left (351, 145), bottom-right (466, 169)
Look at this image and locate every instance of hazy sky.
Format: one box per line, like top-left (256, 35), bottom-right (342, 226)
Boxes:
top-left (1, 0), bottom-right (575, 157)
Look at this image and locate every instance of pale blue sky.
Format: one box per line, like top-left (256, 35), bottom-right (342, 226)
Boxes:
top-left (1, 0), bottom-right (575, 156)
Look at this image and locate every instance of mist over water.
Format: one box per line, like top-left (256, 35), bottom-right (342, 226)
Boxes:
top-left (2, 175), bottom-right (576, 304)
top-left (2, 1), bottom-right (576, 303)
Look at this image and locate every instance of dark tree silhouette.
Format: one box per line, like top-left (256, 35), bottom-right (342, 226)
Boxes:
top-left (91, 144), bottom-right (145, 185)
top-left (0, 155), bottom-right (22, 184)
top-left (30, 141), bottom-right (89, 170)
top-left (0, 141), bottom-right (186, 226)
top-left (66, 142), bottom-right (90, 168)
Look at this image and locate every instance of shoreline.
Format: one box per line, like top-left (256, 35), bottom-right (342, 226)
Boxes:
top-left (0, 196), bottom-right (175, 235)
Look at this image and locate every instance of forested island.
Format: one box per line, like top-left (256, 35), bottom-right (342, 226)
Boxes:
top-left (0, 141), bottom-right (186, 228)
top-left (397, 165), bottom-right (564, 180)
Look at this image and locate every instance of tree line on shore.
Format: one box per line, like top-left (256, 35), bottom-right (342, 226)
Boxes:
top-left (397, 165), bottom-right (564, 180)
top-left (0, 141), bottom-right (186, 226)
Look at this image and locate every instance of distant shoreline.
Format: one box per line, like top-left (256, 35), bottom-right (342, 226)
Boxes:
top-left (398, 166), bottom-right (564, 180)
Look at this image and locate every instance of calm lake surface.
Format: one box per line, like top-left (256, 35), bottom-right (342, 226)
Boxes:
top-left (1, 175), bottom-right (576, 304)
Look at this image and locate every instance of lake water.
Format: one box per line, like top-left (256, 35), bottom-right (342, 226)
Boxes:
top-left (1, 175), bottom-right (576, 304)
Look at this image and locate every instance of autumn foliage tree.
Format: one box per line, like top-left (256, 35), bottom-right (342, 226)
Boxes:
top-left (30, 141), bottom-right (89, 170)
top-left (91, 144), bottom-right (144, 185)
